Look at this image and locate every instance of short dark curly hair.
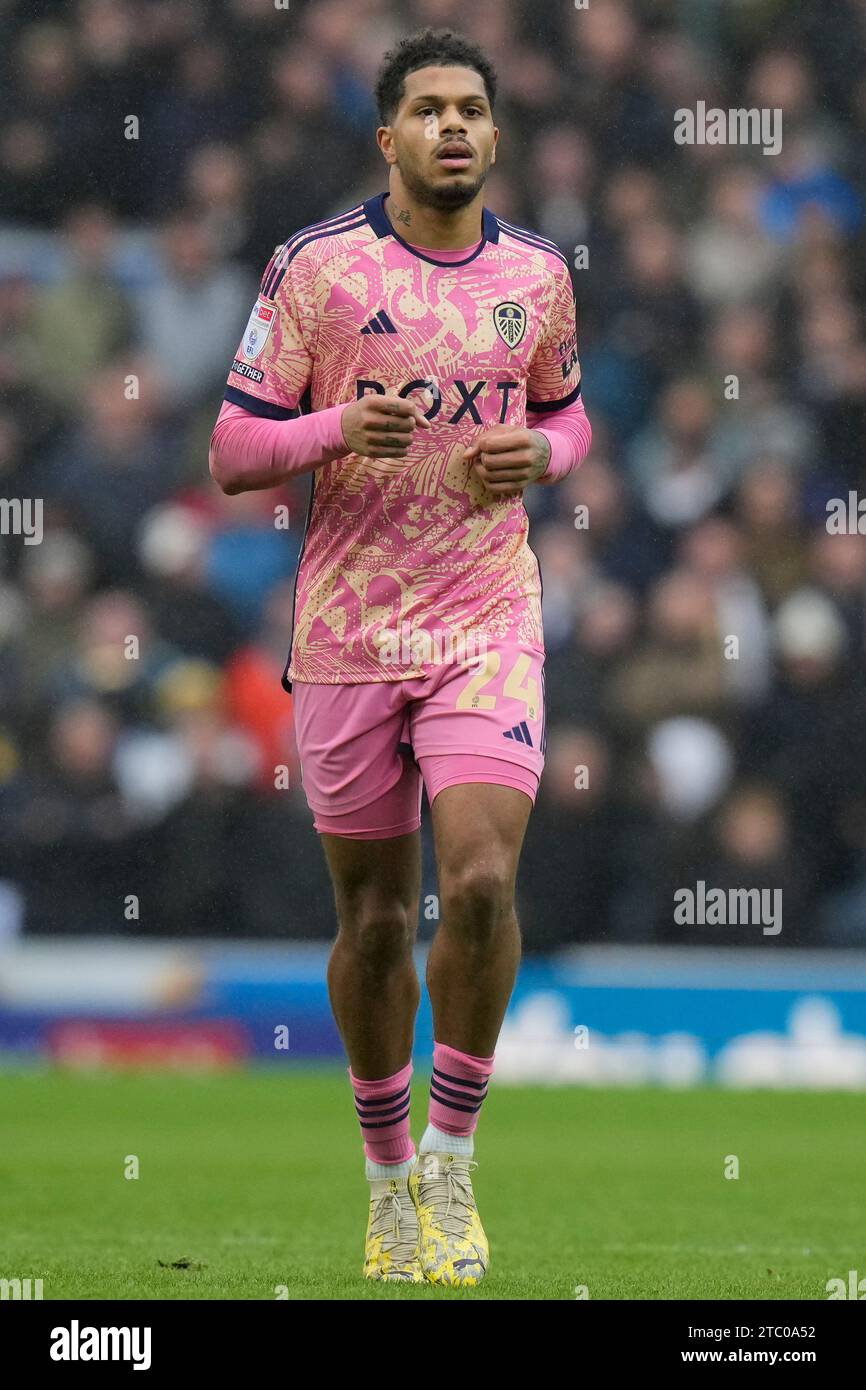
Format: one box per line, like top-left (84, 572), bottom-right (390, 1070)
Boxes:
top-left (374, 27), bottom-right (497, 126)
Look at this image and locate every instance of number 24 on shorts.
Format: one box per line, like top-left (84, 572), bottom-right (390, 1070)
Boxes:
top-left (456, 651), bottom-right (539, 721)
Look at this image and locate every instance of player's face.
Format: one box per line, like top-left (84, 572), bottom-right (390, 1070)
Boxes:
top-left (381, 65), bottom-right (499, 210)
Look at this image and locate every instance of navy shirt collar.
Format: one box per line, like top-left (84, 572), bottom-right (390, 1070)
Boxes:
top-left (363, 191), bottom-right (499, 266)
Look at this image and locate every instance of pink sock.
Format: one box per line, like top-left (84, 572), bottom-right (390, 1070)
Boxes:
top-left (429, 1041), bottom-right (495, 1136)
top-left (349, 1060), bottom-right (415, 1165)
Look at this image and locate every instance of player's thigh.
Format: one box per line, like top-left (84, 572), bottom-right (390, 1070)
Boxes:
top-left (320, 821), bottom-right (422, 936)
top-left (428, 775), bottom-right (533, 908)
top-left (291, 679), bottom-right (423, 927)
top-left (317, 747), bottom-right (424, 927)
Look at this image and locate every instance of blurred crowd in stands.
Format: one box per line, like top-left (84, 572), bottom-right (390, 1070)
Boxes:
top-left (2, 0), bottom-right (866, 948)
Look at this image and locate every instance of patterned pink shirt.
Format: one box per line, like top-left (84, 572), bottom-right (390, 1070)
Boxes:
top-left (223, 192), bottom-right (583, 687)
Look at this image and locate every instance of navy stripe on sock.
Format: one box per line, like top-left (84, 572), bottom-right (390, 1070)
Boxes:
top-left (433, 1066), bottom-right (489, 1091)
top-left (353, 1082), bottom-right (410, 1108)
top-left (430, 1090), bottom-right (483, 1115)
top-left (355, 1095), bottom-right (410, 1121)
top-left (430, 1077), bottom-right (487, 1106)
top-left (359, 1105), bottom-right (411, 1130)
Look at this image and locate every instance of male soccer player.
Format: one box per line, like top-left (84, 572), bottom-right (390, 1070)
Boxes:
top-left (210, 28), bottom-right (591, 1286)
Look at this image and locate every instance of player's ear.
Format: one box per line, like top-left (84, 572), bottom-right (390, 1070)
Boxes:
top-left (377, 126), bottom-right (397, 165)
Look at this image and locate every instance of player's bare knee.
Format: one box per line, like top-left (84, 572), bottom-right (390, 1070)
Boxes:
top-left (440, 861), bottom-right (514, 940)
top-left (336, 894), bottom-right (415, 963)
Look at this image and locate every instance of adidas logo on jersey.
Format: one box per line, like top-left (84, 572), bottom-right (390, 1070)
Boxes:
top-left (503, 721), bottom-right (533, 747)
top-left (361, 310), bottom-right (398, 335)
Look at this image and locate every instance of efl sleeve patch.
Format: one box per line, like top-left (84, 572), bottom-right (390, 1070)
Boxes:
top-left (240, 298), bottom-right (276, 361)
top-left (223, 250), bottom-right (315, 415)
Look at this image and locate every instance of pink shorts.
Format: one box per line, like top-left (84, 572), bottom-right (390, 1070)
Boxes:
top-left (291, 643), bottom-right (546, 838)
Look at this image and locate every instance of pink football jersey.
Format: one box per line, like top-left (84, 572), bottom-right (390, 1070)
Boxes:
top-left (223, 192), bottom-right (582, 687)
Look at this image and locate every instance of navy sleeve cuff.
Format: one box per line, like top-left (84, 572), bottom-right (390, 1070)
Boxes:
top-left (526, 381), bottom-right (582, 413)
top-left (223, 385), bottom-right (301, 420)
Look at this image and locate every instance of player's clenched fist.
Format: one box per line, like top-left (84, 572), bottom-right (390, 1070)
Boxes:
top-left (463, 425), bottom-right (552, 496)
top-left (341, 385), bottom-right (433, 459)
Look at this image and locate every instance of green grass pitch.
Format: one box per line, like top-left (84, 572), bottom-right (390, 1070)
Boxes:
top-left (1, 1066), bottom-right (862, 1300)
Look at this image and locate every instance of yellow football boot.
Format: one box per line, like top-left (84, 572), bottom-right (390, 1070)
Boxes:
top-left (363, 1175), bottom-right (424, 1283)
top-left (409, 1152), bottom-right (489, 1286)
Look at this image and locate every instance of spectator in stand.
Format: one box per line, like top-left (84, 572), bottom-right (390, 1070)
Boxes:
top-left (30, 203), bottom-right (133, 411)
top-left (135, 210), bottom-right (255, 409)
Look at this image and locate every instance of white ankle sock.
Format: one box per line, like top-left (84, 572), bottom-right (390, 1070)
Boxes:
top-left (419, 1122), bottom-right (474, 1157)
top-left (365, 1154), bottom-right (416, 1181)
